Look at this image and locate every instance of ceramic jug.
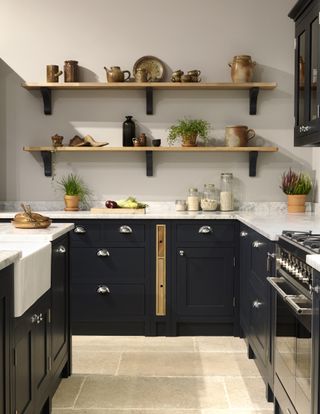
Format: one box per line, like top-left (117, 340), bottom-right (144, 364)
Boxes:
top-left (225, 125), bottom-right (256, 147)
top-left (104, 66), bottom-right (131, 82)
top-left (228, 55), bottom-right (256, 83)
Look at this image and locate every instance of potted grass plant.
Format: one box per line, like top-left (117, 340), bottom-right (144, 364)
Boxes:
top-left (57, 173), bottom-right (90, 211)
top-left (167, 118), bottom-right (210, 147)
top-left (280, 168), bottom-right (312, 213)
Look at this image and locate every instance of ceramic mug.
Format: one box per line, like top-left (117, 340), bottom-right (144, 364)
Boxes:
top-left (225, 125), bottom-right (255, 147)
top-left (134, 68), bottom-right (151, 83)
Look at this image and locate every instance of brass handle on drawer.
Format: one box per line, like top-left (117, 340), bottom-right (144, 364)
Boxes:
top-left (119, 225), bottom-right (133, 234)
top-left (74, 226), bottom-right (86, 234)
top-left (240, 231), bottom-right (248, 237)
top-left (252, 240), bottom-right (263, 248)
top-left (199, 225), bottom-right (213, 234)
top-left (97, 285), bottom-right (110, 294)
top-left (252, 300), bottom-right (263, 309)
top-left (97, 249), bottom-right (110, 257)
top-left (55, 245), bottom-right (66, 254)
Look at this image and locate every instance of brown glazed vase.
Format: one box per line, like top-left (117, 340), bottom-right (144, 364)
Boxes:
top-left (64, 195), bottom-right (80, 211)
top-left (287, 194), bottom-right (306, 213)
top-left (228, 55), bottom-right (256, 83)
top-left (182, 134), bottom-right (197, 147)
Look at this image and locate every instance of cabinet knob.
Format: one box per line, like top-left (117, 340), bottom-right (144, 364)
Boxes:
top-left (199, 225), bottom-right (213, 234)
top-left (97, 285), bottom-right (110, 294)
top-left (299, 125), bottom-right (312, 133)
top-left (179, 250), bottom-right (185, 256)
top-left (97, 249), bottom-right (110, 257)
top-left (311, 285), bottom-right (320, 294)
top-left (240, 231), bottom-right (248, 237)
top-left (74, 226), bottom-right (86, 234)
top-left (55, 245), bottom-right (66, 254)
top-left (252, 300), bottom-right (263, 309)
top-left (119, 225), bottom-right (133, 234)
top-left (252, 240), bottom-right (263, 248)
top-left (31, 314), bottom-right (38, 324)
top-left (38, 313), bottom-right (43, 324)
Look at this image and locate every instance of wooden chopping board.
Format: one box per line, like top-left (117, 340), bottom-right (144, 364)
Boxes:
top-left (90, 207), bottom-right (146, 214)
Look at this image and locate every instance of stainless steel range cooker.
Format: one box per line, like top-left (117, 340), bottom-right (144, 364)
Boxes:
top-left (268, 230), bottom-right (320, 414)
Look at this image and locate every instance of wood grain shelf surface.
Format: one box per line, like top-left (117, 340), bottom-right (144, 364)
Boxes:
top-left (22, 82), bottom-right (277, 91)
top-left (23, 146), bottom-right (278, 153)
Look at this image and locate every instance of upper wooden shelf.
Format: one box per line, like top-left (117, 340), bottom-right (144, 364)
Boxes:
top-left (23, 145), bottom-right (278, 178)
top-left (21, 82), bottom-right (277, 115)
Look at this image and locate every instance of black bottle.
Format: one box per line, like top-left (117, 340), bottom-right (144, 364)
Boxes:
top-left (122, 116), bottom-right (135, 146)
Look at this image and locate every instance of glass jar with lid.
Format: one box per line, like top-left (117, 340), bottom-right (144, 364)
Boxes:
top-left (220, 173), bottom-right (234, 211)
top-left (200, 184), bottom-right (218, 211)
top-left (187, 188), bottom-right (199, 211)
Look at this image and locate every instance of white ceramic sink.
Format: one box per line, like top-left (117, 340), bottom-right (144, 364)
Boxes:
top-left (0, 241), bottom-right (51, 317)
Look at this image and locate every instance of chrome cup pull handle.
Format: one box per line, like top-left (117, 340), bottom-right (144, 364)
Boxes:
top-left (252, 240), bottom-right (263, 248)
top-left (74, 226), bottom-right (86, 234)
top-left (199, 226), bottom-right (213, 234)
top-left (55, 245), bottom-right (66, 254)
top-left (119, 225), bottom-right (133, 234)
top-left (252, 300), bottom-right (263, 309)
top-left (179, 250), bottom-right (185, 256)
top-left (97, 285), bottom-right (110, 295)
top-left (97, 249), bottom-right (110, 257)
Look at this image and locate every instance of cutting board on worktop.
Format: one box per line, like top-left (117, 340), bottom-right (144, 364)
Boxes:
top-left (90, 207), bottom-right (146, 214)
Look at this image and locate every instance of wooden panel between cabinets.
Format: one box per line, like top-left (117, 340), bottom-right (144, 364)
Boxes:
top-left (156, 224), bottom-right (166, 316)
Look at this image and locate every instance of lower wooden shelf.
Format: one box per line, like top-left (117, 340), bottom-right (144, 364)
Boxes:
top-left (23, 146), bottom-right (279, 177)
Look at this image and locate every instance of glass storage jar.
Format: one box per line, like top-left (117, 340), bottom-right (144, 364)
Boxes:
top-left (200, 184), bottom-right (218, 211)
top-left (220, 173), bottom-right (234, 211)
top-left (175, 200), bottom-right (187, 211)
top-left (187, 188), bottom-right (199, 211)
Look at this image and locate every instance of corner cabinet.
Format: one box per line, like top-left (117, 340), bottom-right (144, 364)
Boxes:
top-left (289, 0), bottom-right (320, 146)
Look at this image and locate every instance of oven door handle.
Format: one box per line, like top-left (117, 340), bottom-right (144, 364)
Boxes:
top-left (267, 277), bottom-right (287, 299)
top-left (285, 295), bottom-right (312, 315)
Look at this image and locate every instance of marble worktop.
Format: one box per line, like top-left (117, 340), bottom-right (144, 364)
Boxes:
top-left (0, 250), bottom-right (21, 272)
top-left (306, 255), bottom-right (320, 273)
top-left (0, 223), bottom-right (74, 242)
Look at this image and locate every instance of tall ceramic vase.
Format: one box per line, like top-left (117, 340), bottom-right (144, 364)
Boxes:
top-left (287, 194), bottom-right (306, 213)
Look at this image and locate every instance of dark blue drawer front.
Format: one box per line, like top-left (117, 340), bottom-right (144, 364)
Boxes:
top-left (176, 222), bottom-right (234, 243)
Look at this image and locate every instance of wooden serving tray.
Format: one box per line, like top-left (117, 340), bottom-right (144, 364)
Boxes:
top-left (90, 208), bottom-right (146, 214)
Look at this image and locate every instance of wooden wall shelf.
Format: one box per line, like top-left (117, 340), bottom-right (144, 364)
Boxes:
top-left (23, 146), bottom-right (279, 178)
top-left (22, 82), bottom-right (277, 116)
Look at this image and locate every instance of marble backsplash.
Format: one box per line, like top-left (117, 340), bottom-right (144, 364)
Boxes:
top-left (0, 200), bottom-right (314, 214)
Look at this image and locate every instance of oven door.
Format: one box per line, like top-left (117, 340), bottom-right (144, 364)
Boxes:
top-left (267, 277), bottom-right (312, 414)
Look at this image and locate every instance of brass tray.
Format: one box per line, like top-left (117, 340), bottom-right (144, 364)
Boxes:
top-left (11, 219), bottom-right (52, 229)
top-left (133, 56), bottom-right (165, 82)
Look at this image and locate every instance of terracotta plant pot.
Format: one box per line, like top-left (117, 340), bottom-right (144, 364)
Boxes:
top-left (287, 194), bottom-right (306, 213)
top-left (64, 195), bottom-right (80, 211)
top-left (181, 134), bottom-right (197, 147)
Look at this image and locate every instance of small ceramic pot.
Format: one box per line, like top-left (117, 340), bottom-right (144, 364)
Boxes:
top-left (181, 74), bottom-right (192, 82)
top-left (287, 194), bottom-right (307, 213)
top-left (152, 139), bottom-right (161, 147)
top-left (51, 134), bottom-right (64, 147)
top-left (64, 195), bottom-right (80, 211)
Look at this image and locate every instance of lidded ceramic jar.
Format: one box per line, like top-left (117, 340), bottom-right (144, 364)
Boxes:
top-left (228, 55), bottom-right (256, 83)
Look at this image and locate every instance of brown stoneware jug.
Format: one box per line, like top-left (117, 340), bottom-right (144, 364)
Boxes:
top-left (228, 55), bottom-right (256, 83)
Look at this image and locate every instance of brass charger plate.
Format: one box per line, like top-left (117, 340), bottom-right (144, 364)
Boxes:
top-left (133, 56), bottom-right (165, 82)
top-left (11, 219), bottom-right (52, 229)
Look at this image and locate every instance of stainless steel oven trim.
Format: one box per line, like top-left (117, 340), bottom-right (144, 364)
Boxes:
top-left (267, 277), bottom-right (312, 315)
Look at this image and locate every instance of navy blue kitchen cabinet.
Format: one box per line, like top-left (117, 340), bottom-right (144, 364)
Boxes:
top-left (239, 224), bottom-right (275, 402)
top-left (0, 265), bottom-right (13, 414)
top-left (289, 0), bottom-right (320, 146)
top-left (312, 270), bottom-right (320, 414)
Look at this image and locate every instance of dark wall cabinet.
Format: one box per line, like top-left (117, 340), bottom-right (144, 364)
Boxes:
top-left (239, 224), bottom-right (275, 401)
top-left (289, 0), bottom-right (320, 146)
top-left (0, 265), bottom-right (13, 414)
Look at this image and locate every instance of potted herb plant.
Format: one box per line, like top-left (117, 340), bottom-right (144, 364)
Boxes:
top-left (167, 118), bottom-right (210, 147)
top-left (57, 173), bottom-right (90, 211)
top-left (280, 168), bottom-right (312, 213)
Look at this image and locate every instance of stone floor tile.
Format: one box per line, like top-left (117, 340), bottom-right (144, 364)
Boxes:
top-left (224, 377), bottom-right (274, 410)
top-left (74, 376), bottom-right (228, 409)
top-left (195, 336), bottom-right (247, 353)
top-left (72, 335), bottom-right (195, 352)
top-left (52, 376), bottom-right (85, 408)
top-left (53, 410), bottom-right (202, 414)
top-left (72, 351), bottom-right (121, 375)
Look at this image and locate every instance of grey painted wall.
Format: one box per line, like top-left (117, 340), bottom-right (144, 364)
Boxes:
top-left (0, 0), bottom-right (313, 204)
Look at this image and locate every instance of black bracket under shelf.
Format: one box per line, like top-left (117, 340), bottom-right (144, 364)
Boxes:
top-left (146, 151), bottom-right (153, 176)
top-left (249, 151), bottom-right (258, 177)
top-left (40, 88), bottom-right (52, 115)
top-left (249, 87), bottom-right (259, 115)
top-left (146, 87), bottom-right (153, 115)
top-left (41, 151), bottom-right (53, 176)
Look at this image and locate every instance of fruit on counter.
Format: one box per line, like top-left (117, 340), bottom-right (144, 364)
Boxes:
top-left (116, 196), bottom-right (147, 209)
top-left (105, 200), bottom-right (118, 208)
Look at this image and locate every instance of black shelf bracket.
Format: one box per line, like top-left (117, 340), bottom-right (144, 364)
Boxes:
top-left (146, 87), bottom-right (153, 115)
top-left (249, 151), bottom-right (258, 177)
top-left (41, 151), bottom-right (53, 176)
top-left (40, 87), bottom-right (52, 115)
top-left (146, 151), bottom-right (153, 176)
top-left (249, 87), bottom-right (259, 115)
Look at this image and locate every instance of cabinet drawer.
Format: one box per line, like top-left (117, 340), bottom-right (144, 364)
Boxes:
top-left (71, 247), bottom-right (145, 283)
top-left (176, 222), bottom-right (234, 243)
top-left (71, 283), bottom-right (145, 320)
top-left (70, 221), bottom-right (145, 246)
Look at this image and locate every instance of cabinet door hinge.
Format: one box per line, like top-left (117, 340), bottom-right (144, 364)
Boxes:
top-left (233, 297), bottom-right (236, 307)
top-left (233, 257), bottom-right (236, 267)
top-left (48, 308), bottom-right (51, 324)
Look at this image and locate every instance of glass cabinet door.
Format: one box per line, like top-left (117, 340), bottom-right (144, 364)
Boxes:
top-left (310, 16), bottom-right (318, 122)
top-left (298, 31), bottom-right (306, 126)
